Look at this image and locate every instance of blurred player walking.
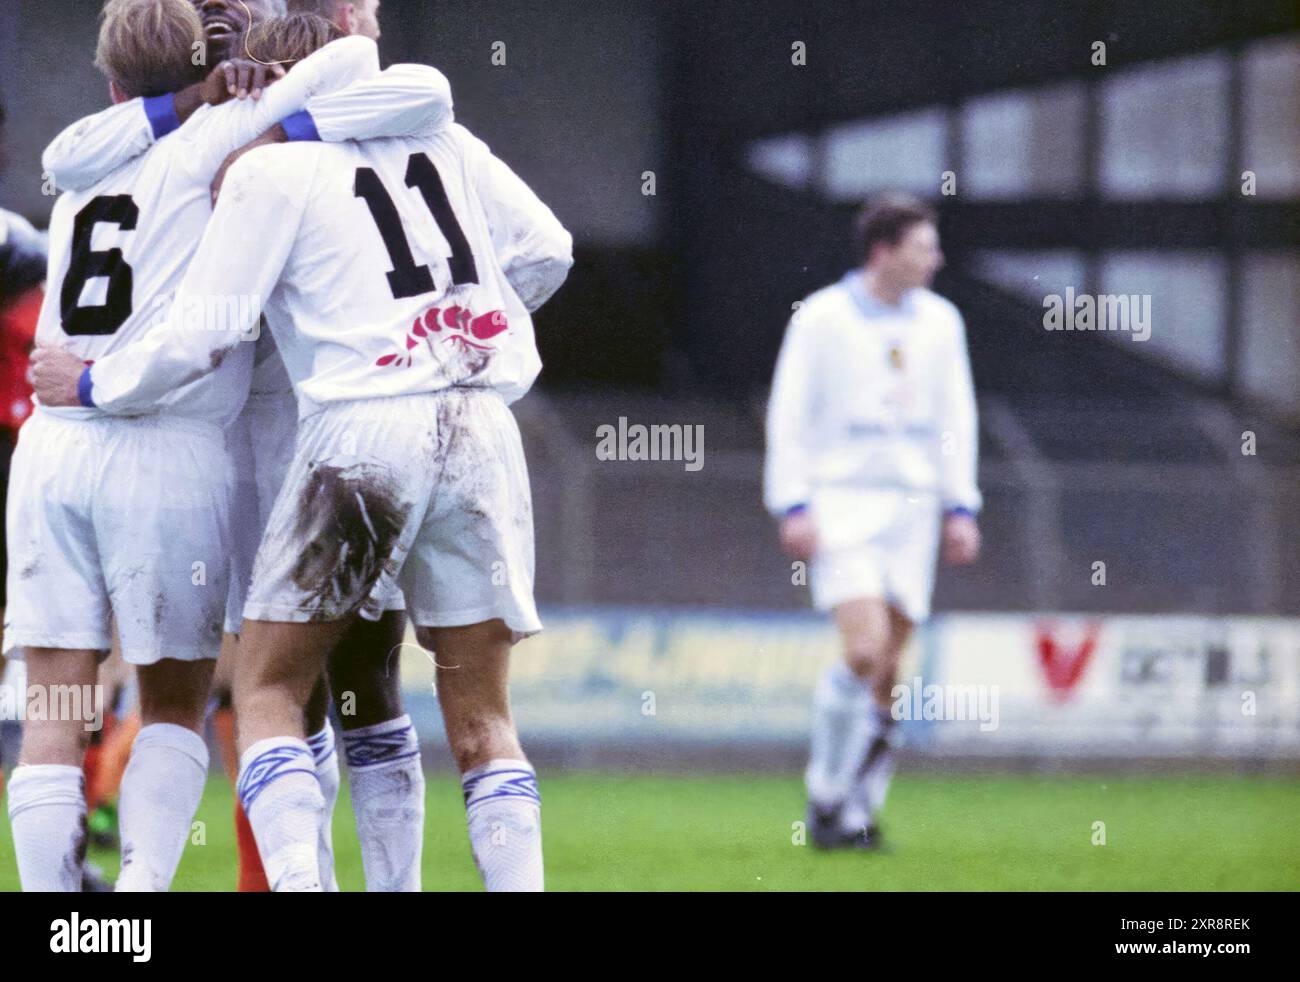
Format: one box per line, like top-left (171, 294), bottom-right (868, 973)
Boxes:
top-left (764, 193), bottom-right (981, 849)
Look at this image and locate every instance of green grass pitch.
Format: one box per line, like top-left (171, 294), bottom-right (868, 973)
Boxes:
top-left (2, 772), bottom-right (1297, 891)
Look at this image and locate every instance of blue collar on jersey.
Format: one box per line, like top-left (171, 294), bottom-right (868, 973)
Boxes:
top-left (841, 270), bottom-right (917, 320)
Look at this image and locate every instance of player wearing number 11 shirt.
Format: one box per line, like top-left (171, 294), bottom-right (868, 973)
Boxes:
top-left (37, 80), bottom-right (573, 888)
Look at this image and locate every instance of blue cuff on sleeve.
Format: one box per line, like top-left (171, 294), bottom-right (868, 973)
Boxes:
top-left (784, 503), bottom-right (808, 517)
top-left (945, 506), bottom-right (975, 518)
top-left (143, 94), bottom-right (182, 139)
top-left (77, 366), bottom-right (96, 409)
top-left (280, 109), bottom-right (321, 142)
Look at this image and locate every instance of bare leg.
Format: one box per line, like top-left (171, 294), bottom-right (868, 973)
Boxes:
top-left (330, 610), bottom-right (407, 730)
top-left (234, 620), bottom-right (347, 754)
top-left (830, 601), bottom-right (914, 838)
top-left (875, 604), bottom-right (915, 708)
top-left (135, 658), bottom-right (215, 733)
top-left (328, 611), bottom-right (419, 891)
top-left (211, 632), bottom-right (270, 891)
top-left (115, 657), bottom-right (217, 891)
top-left (303, 651), bottom-right (338, 893)
top-left (18, 648), bottom-right (100, 766)
top-left (9, 647), bottom-right (100, 891)
top-left (833, 597), bottom-right (894, 702)
top-left (805, 597), bottom-right (909, 845)
top-left (232, 618), bottom-right (348, 892)
top-left (419, 620), bottom-right (542, 891)
top-left (419, 620), bottom-right (520, 773)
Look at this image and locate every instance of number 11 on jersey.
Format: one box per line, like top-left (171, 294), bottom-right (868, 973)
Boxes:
top-left (354, 152), bottom-right (479, 301)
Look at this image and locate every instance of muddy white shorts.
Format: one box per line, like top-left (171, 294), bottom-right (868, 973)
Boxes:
top-left (243, 389), bottom-right (540, 639)
top-left (3, 409), bottom-right (232, 664)
top-left (809, 487), bottom-right (942, 623)
top-left (224, 391), bottom-right (404, 634)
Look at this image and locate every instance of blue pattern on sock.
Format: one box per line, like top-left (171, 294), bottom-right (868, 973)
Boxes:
top-left (237, 744), bottom-right (317, 811)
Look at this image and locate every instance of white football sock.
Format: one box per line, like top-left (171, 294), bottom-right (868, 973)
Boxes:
top-left (841, 706), bottom-right (898, 833)
top-left (237, 737), bottom-right (324, 892)
top-left (6, 764), bottom-right (86, 892)
top-left (341, 714), bottom-right (424, 892)
top-left (306, 722), bottom-right (340, 892)
top-left (865, 709), bottom-right (900, 813)
top-left (461, 758), bottom-right (543, 893)
top-left (805, 662), bottom-right (879, 813)
top-left (116, 723), bottom-right (209, 891)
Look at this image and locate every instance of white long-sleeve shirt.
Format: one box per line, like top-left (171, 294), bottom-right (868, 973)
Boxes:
top-left (85, 122), bottom-right (573, 418)
top-left (36, 37), bottom-right (454, 427)
top-left (764, 270), bottom-right (982, 523)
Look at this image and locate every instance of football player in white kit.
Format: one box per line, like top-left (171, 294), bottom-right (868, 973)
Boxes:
top-left (35, 33), bottom-right (573, 891)
top-left (46, 0), bottom-right (448, 893)
top-left (7, 0), bottom-right (451, 892)
top-left (764, 193), bottom-right (982, 850)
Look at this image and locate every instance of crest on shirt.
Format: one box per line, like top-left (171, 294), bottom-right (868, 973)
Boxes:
top-left (888, 343), bottom-right (905, 371)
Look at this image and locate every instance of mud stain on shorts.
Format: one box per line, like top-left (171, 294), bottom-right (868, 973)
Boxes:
top-left (290, 460), bottom-right (409, 619)
top-left (201, 590), bottom-right (226, 643)
top-left (429, 392), bottom-right (499, 528)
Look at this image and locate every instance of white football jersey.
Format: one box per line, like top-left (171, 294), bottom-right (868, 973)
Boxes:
top-left (37, 36), bottom-right (453, 425)
top-left (88, 123), bottom-right (573, 418)
top-left (764, 271), bottom-right (982, 517)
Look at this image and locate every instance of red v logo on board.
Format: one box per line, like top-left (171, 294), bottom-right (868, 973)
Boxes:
top-left (1035, 621), bottom-right (1101, 701)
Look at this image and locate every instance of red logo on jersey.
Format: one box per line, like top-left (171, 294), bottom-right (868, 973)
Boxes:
top-left (375, 304), bottom-right (509, 368)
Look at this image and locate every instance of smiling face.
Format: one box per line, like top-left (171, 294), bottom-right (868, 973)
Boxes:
top-left (193, 0), bottom-right (282, 61)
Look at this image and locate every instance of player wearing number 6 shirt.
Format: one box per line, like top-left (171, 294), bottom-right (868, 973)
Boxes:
top-left (37, 92), bottom-right (572, 890)
top-left (5, 0), bottom-right (451, 894)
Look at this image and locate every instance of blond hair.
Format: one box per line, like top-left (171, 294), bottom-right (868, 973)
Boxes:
top-left (94, 0), bottom-right (206, 99)
top-left (248, 12), bottom-right (344, 65)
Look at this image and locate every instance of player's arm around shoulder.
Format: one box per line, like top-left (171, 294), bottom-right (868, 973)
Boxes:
top-left (210, 124), bottom-right (331, 208)
top-left (214, 141), bottom-right (321, 211)
top-left (306, 62), bottom-right (455, 144)
top-left (41, 99), bottom-right (158, 193)
top-left (41, 59), bottom-right (288, 194)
